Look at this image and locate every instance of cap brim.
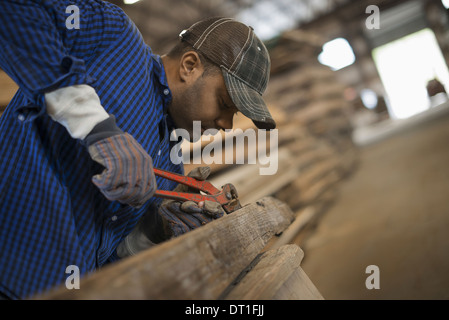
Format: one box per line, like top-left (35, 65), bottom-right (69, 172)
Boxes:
top-left (222, 70), bottom-right (276, 130)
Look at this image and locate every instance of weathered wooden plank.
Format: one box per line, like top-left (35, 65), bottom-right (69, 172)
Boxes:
top-left (223, 244), bottom-right (323, 300)
top-left (266, 207), bottom-right (316, 251)
top-left (272, 266), bottom-right (325, 300)
top-left (36, 196), bottom-right (294, 300)
top-left (293, 99), bottom-right (348, 125)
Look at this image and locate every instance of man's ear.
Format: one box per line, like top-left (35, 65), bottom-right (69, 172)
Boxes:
top-left (179, 51), bottom-right (203, 82)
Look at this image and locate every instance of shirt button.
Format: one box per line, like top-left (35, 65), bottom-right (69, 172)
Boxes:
top-left (111, 215), bottom-right (117, 222)
top-left (163, 89), bottom-right (170, 96)
top-left (18, 114), bottom-right (25, 121)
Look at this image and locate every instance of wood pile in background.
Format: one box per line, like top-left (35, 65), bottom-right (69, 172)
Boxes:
top-left (266, 29), bottom-right (359, 219)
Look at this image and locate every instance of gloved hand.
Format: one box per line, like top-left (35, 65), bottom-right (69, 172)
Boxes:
top-left (85, 116), bottom-right (157, 208)
top-left (45, 85), bottom-right (157, 208)
top-left (159, 166), bottom-right (226, 238)
top-left (115, 166), bottom-right (225, 258)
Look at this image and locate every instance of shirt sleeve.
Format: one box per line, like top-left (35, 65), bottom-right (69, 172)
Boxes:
top-left (0, 0), bottom-right (95, 120)
top-left (45, 85), bottom-right (110, 140)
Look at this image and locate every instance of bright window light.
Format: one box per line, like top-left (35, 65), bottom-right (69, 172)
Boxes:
top-left (318, 38), bottom-right (356, 71)
top-left (372, 28), bottom-right (449, 119)
top-left (360, 89), bottom-right (378, 109)
top-left (123, 0), bottom-right (141, 4)
top-left (442, 0), bottom-right (449, 9)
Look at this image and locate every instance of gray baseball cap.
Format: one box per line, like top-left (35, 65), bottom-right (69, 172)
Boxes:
top-left (179, 17), bottom-right (276, 130)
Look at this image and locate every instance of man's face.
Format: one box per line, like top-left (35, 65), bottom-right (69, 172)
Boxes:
top-left (166, 53), bottom-right (239, 142)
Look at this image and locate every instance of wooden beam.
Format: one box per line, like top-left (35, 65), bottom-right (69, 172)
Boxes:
top-left (266, 207), bottom-right (317, 251)
top-left (222, 244), bottom-right (324, 300)
top-left (35, 196), bottom-right (294, 300)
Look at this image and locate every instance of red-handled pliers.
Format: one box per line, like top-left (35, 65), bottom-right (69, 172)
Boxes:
top-left (153, 168), bottom-right (242, 214)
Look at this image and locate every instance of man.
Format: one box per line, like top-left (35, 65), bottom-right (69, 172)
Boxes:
top-left (0, 0), bottom-right (275, 299)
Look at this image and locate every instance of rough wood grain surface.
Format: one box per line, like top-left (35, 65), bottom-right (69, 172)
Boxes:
top-left (223, 244), bottom-right (323, 300)
top-left (36, 196), bottom-right (294, 300)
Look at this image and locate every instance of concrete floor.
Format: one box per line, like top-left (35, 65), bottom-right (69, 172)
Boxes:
top-left (299, 104), bottom-right (449, 300)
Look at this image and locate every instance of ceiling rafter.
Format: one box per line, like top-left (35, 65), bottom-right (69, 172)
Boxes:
top-left (107, 0), bottom-right (353, 51)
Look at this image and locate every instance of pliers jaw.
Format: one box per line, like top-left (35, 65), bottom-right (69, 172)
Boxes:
top-left (152, 168), bottom-right (242, 214)
top-left (221, 183), bottom-right (242, 214)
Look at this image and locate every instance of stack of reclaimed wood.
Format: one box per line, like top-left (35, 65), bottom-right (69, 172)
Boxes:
top-left (266, 29), bottom-right (358, 214)
top-left (184, 28), bottom-right (359, 244)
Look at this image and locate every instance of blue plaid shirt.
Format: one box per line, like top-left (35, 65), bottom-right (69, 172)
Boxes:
top-left (0, 0), bottom-right (183, 299)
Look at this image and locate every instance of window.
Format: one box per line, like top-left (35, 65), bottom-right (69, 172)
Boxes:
top-left (372, 28), bottom-right (449, 119)
top-left (317, 38), bottom-right (356, 71)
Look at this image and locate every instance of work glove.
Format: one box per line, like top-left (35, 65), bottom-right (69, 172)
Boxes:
top-left (84, 116), bottom-right (157, 208)
top-left (158, 166), bottom-right (226, 238)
